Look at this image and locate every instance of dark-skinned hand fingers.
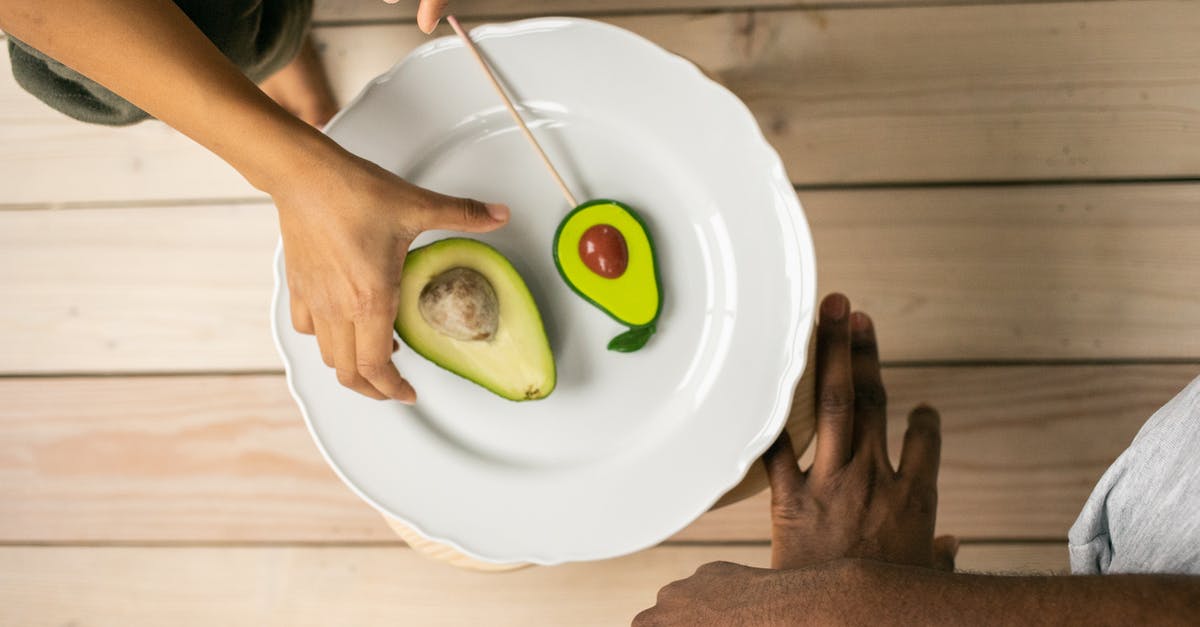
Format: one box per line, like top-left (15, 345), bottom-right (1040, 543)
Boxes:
top-left (764, 429), bottom-right (805, 513)
top-left (898, 404), bottom-right (942, 487)
top-left (933, 535), bottom-right (960, 572)
top-left (849, 311), bottom-right (890, 469)
top-left (812, 293), bottom-right (855, 475)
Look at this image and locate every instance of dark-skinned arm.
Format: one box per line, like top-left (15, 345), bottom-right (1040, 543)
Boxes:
top-left (636, 294), bottom-right (1200, 626)
top-left (784, 558), bottom-right (1200, 626)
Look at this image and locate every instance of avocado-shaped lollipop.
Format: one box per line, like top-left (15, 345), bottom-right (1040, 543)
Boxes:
top-left (552, 200), bottom-right (661, 352)
top-left (449, 16), bottom-right (663, 353)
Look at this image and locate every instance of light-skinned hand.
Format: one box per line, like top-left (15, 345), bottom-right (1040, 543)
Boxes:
top-left (380, 0), bottom-right (450, 34)
top-left (277, 150), bottom-right (509, 403)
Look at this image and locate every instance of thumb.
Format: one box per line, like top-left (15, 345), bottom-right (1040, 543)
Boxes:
top-left (416, 191), bottom-right (510, 234)
top-left (933, 535), bottom-right (959, 572)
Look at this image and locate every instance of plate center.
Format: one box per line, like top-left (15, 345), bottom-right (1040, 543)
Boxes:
top-left (392, 107), bottom-right (731, 469)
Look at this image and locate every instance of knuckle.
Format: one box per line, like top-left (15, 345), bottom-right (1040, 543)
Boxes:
top-left (356, 359), bottom-right (390, 378)
top-left (656, 581), bottom-right (680, 603)
top-left (855, 384), bottom-right (887, 410)
top-left (456, 197), bottom-right (487, 224)
top-left (770, 494), bottom-right (805, 520)
top-left (335, 369), bottom-right (360, 387)
top-left (850, 335), bottom-right (877, 356)
top-left (307, 298), bottom-right (335, 320)
top-left (904, 484), bottom-right (938, 514)
top-left (818, 388), bottom-right (854, 415)
top-left (351, 286), bottom-right (394, 322)
top-left (700, 560), bottom-right (735, 574)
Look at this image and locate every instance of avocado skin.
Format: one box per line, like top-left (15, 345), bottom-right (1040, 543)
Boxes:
top-left (396, 238), bottom-right (556, 402)
top-left (552, 199), bottom-right (663, 351)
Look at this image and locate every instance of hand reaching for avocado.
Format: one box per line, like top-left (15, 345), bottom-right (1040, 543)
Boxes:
top-left (276, 150), bottom-right (510, 403)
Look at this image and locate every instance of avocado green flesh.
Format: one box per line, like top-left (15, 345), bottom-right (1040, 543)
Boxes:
top-left (553, 199), bottom-right (662, 349)
top-left (395, 238), bottom-right (556, 401)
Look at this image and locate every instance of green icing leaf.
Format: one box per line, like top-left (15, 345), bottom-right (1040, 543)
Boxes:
top-left (607, 325), bottom-right (655, 353)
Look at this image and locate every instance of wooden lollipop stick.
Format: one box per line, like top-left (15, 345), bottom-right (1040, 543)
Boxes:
top-left (446, 15), bottom-right (579, 207)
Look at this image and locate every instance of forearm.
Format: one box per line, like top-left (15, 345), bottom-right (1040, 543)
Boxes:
top-left (781, 559), bottom-right (1200, 626)
top-left (0, 0), bottom-right (341, 191)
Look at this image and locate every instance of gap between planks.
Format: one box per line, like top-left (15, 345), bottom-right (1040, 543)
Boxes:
top-left (5, 177), bottom-right (1200, 213)
top-left (0, 538), bottom-right (1068, 548)
top-left (3, 357), bottom-right (1199, 380)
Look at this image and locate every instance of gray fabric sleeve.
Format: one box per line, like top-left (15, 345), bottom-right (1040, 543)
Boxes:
top-left (1069, 374), bottom-right (1200, 575)
top-left (7, 0), bottom-right (313, 126)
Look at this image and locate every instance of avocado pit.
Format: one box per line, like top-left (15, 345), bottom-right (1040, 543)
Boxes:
top-left (578, 223), bottom-right (628, 279)
top-left (418, 267), bottom-right (499, 342)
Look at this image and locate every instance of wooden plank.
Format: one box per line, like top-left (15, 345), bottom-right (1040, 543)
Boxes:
top-left (4, 2), bottom-right (1199, 205)
top-left (957, 542), bottom-right (1069, 574)
top-left (1, 366), bottom-right (1191, 543)
top-left (3, 184), bottom-right (1199, 374)
top-left (680, 364), bottom-right (1200, 542)
top-left (0, 203), bottom-right (283, 373)
top-left (0, 543), bottom-right (1067, 626)
top-left (805, 183), bottom-right (1200, 362)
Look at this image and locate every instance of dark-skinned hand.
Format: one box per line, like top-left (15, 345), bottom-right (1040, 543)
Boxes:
top-left (634, 293), bottom-right (956, 627)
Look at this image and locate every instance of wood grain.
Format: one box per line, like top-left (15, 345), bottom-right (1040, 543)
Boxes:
top-left (806, 183), bottom-right (1200, 362)
top-left (1, 366), bottom-right (1191, 544)
top-left (0, 203), bottom-right (282, 374)
top-left (0, 543), bottom-right (1067, 626)
top-left (5, 2), bottom-right (1200, 205)
top-left (3, 184), bottom-right (1198, 374)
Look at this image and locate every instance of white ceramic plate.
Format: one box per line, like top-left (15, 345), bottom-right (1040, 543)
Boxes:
top-left (272, 18), bottom-right (816, 564)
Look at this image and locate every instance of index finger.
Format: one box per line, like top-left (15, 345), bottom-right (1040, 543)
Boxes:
top-left (811, 293), bottom-right (855, 475)
top-left (354, 296), bottom-right (416, 404)
top-left (763, 429), bottom-right (804, 510)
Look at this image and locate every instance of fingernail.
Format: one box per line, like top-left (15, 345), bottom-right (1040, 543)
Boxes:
top-left (485, 203), bottom-right (510, 221)
top-left (821, 294), bottom-right (848, 321)
top-left (851, 311), bottom-right (871, 331)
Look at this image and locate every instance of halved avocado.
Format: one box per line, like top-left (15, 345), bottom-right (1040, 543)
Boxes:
top-left (395, 238), bottom-right (556, 401)
top-left (553, 199), bottom-right (662, 352)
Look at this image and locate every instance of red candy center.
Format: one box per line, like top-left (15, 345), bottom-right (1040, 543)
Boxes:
top-left (578, 224), bottom-right (629, 279)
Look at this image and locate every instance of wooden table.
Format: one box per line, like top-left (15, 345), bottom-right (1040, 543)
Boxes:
top-left (2, 0), bottom-right (1198, 624)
